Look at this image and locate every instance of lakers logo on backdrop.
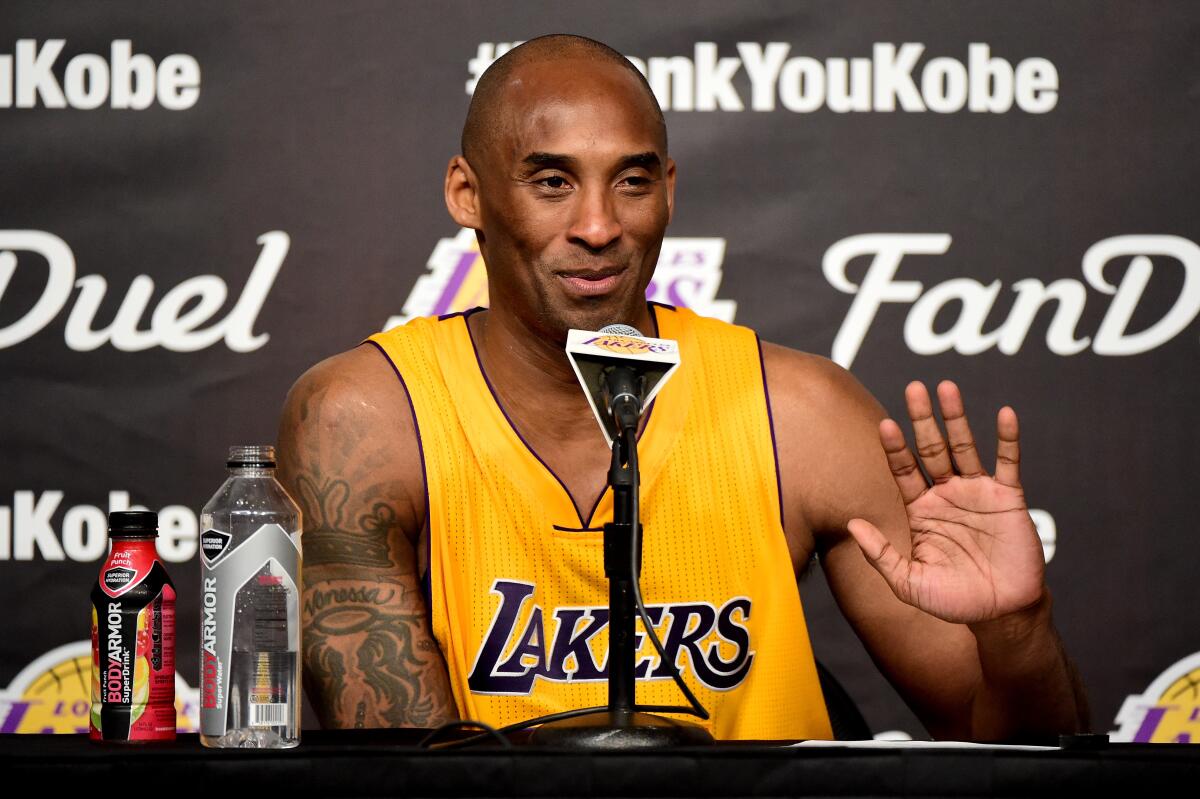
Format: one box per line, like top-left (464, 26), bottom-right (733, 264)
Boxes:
top-left (0, 641), bottom-right (199, 734)
top-left (1112, 651), bottom-right (1200, 743)
top-left (383, 229), bottom-right (737, 329)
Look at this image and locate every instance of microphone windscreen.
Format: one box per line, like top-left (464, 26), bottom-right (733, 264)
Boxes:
top-left (599, 323), bottom-right (643, 337)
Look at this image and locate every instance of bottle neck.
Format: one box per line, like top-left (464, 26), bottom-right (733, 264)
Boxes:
top-left (228, 466), bottom-right (275, 478)
top-left (109, 538), bottom-right (158, 553)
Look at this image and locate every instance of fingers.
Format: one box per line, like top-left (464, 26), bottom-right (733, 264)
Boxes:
top-left (995, 405), bottom-right (1021, 487)
top-left (878, 418), bottom-right (929, 505)
top-left (936, 380), bottom-right (985, 477)
top-left (891, 380), bottom-right (1015, 492)
top-left (905, 381), bottom-right (954, 482)
top-left (847, 518), bottom-right (911, 598)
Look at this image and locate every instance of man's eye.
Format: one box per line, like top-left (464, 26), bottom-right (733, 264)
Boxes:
top-left (539, 176), bottom-right (570, 189)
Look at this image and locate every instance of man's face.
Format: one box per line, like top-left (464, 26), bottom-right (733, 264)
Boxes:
top-left (470, 57), bottom-right (674, 338)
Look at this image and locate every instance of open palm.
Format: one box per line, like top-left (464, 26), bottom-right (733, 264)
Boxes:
top-left (848, 381), bottom-right (1047, 625)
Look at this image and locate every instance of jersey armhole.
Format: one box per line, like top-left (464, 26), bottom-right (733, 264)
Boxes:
top-left (364, 338), bottom-right (434, 614)
top-left (755, 334), bottom-right (787, 533)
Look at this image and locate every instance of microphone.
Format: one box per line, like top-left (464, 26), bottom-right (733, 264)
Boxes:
top-left (597, 324), bottom-right (645, 433)
top-left (565, 324), bottom-right (681, 445)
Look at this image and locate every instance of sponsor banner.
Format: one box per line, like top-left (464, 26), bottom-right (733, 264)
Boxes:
top-left (0, 492), bottom-right (197, 563)
top-left (0, 2), bottom-right (1197, 742)
top-left (467, 42), bottom-right (1059, 114)
top-left (823, 234), bottom-right (1200, 369)
top-left (0, 231), bottom-right (289, 353)
top-left (0, 40), bottom-right (201, 111)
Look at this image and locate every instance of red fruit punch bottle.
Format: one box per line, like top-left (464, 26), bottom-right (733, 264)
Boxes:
top-left (90, 511), bottom-right (177, 742)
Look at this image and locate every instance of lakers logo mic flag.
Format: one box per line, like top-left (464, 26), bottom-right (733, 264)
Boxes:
top-left (565, 326), bottom-right (681, 446)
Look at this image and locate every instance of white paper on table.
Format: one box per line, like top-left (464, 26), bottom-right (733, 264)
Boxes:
top-left (790, 739), bottom-right (1060, 751)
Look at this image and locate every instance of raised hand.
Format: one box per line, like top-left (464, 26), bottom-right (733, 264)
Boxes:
top-left (847, 381), bottom-right (1047, 625)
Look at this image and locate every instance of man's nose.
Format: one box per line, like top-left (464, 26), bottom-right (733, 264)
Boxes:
top-left (567, 185), bottom-right (622, 251)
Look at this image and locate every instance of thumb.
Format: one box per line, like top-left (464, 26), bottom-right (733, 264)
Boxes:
top-left (847, 518), bottom-right (911, 598)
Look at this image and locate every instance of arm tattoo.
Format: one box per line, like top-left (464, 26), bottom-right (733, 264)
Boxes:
top-left (352, 606), bottom-right (439, 727)
top-left (304, 583), bottom-right (453, 728)
top-left (297, 475), bottom-right (399, 571)
top-left (294, 468), bottom-right (453, 728)
top-left (281, 373), bottom-right (455, 728)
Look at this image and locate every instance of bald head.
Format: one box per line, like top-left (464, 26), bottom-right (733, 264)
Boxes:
top-left (461, 34), bottom-right (666, 166)
top-left (442, 33), bottom-right (676, 340)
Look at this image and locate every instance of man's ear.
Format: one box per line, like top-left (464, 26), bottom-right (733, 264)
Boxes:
top-left (665, 156), bottom-right (677, 224)
top-left (445, 155), bottom-right (483, 229)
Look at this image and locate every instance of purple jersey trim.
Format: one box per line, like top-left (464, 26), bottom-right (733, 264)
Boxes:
top-left (437, 308), bottom-right (472, 322)
top-left (365, 339), bottom-right (434, 607)
top-left (756, 335), bottom-right (787, 531)
top-left (646, 300), bottom-right (672, 337)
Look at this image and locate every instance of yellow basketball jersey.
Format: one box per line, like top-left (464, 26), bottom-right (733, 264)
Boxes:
top-left (369, 305), bottom-right (832, 740)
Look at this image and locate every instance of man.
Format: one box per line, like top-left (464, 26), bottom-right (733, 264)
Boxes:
top-left (277, 34), bottom-right (1087, 739)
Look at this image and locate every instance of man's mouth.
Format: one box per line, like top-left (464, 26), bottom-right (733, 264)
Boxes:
top-left (557, 267), bottom-right (626, 297)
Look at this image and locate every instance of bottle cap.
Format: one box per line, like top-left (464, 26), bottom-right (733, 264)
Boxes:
top-left (228, 444), bottom-right (276, 469)
top-left (108, 510), bottom-right (159, 538)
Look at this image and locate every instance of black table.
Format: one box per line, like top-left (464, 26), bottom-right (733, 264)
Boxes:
top-left (3, 730), bottom-right (1197, 796)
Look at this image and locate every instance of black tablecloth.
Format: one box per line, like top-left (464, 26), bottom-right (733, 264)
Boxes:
top-left (3, 730), bottom-right (1196, 796)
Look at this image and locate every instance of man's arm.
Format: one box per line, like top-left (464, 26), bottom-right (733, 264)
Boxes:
top-left (764, 344), bottom-right (1088, 740)
top-left (276, 345), bottom-right (458, 729)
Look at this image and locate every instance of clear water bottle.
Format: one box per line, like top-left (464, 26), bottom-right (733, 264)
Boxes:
top-left (199, 445), bottom-right (301, 748)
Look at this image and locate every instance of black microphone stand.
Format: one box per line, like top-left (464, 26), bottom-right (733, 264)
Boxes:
top-left (530, 417), bottom-right (713, 749)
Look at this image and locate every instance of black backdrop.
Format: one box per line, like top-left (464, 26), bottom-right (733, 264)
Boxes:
top-left (1, 1), bottom-right (1197, 743)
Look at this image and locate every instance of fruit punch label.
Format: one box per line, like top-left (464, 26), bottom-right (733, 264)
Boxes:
top-left (90, 540), bottom-right (176, 742)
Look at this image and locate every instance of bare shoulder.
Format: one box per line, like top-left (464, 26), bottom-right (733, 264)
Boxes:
top-left (280, 344), bottom-right (456, 729)
top-left (759, 342), bottom-right (897, 546)
top-left (276, 343), bottom-right (425, 545)
top-left (281, 343), bottom-right (411, 424)
top-left (759, 342), bottom-right (882, 418)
